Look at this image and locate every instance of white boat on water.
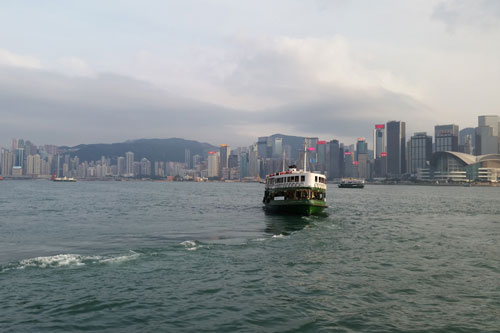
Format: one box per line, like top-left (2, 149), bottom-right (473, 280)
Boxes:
top-left (338, 178), bottom-right (364, 188)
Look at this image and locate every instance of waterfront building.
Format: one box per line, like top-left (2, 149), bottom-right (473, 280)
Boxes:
top-left (408, 132), bottom-right (433, 176)
top-left (386, 120), bottom-right (406, 178)
top-left (435, 124), bottom-right (459, 152)
top-left (430, 151), bottom-right (500, 182)
top-left (12, 166), bottom-right (22, 177)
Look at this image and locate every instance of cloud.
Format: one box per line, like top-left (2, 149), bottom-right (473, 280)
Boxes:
top-left (58, 57), bottom-right (96, 77)
top-left (432, 0), bottom-right (500, 31)
top-left (0, 49), bottom-right (42, 69)
top-left (0, 66), bottom-right (242, 146)
top-left (0, 36), bottom-right (435, 148)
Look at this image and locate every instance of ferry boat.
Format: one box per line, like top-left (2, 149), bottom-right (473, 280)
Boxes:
top-left (338, 178), bottom-right (364, 188)
top-left (263, 165), bottom-right (327, 215)
top-left (51, 174), bottom-right (76, 182)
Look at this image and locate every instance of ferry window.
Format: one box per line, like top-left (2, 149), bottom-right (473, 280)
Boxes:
top-left (301, 175), bottom-right (305, 182)
top-left (315, 176), bottom-right (318, 182)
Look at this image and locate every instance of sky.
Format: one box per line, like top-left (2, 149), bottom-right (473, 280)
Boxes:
top-left (1, 0), bottom-right (499, 147)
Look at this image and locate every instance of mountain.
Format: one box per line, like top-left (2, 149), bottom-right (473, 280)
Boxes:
top-left (67, 138), bottom-right (217, 163)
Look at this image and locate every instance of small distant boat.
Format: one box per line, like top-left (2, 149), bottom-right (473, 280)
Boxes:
top-left (263, 165), bottom-right (327, 215)
top-left (338, 178), bottom-right (364, 188)
top-left (51, 174), bottom-right (76, 182)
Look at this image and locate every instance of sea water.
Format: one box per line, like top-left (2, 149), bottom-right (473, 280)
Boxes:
top-left (0, 181), bottom-right (499, 332)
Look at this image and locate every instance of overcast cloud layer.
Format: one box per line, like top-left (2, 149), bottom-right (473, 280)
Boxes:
top-left (0, 0), bottom-right (499, 147)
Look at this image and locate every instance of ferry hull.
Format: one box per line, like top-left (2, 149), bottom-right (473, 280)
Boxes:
top-left (264, 200), bottom-right (327, 216)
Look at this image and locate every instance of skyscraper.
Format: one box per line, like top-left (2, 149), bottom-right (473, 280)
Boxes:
top-left (343, 151), bottom-right (353, 177)
top-left (272, 137), bottom-right (283, 158)
top-left (328, 140), bottom-right (340, 180)
top-left (475, 115), bottom-right (499, 155)
top-left (117, 156), bottom-right (125, 176)
top-left (125, 151), bottom-right (134, 177)
top-left (356, 138), bottom-right (369, 179)
top-left (386, 120), bottom-right (406, 177)
top-left (373, 124), bottom-right (386, 159)
top-left (316, 140), bottom-right (327, 173)
top-left (219, 144), bottom-right (230, 169)
top-left (257, 137), bottom-right (268, 158)
top-left (208, 151), bottom-right (219, 178)
top-left (185, 149), bottom-right (191, 169)
top-left (408, 132), bottom-right (432, 175)
top-left (435, 124), bottom-right (459, 152)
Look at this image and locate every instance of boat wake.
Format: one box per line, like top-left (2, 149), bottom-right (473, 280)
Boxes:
top-left (1, 251), bottom-right (140, 272)
top-left (180, 240), bottom-right (205, 251)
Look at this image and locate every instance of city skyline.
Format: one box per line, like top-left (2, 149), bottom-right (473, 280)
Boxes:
top-left (1, 1), bottom-right (500, 146)
top-left (3, 114), bottom-right (499, 183)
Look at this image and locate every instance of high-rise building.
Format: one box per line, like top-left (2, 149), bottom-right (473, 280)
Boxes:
top-left (355, 138), bottom-right (369, 179)
top-left (33, 154), bottom-right (41, 176)
top-left (257, 137), bottom-right (268, 158)
top-left (373, 124), bottom-right (386, 159)
top-left (125, 151), bottom-right (134, 177)
top-left (328, 140), bottom-right (340, 180)
top-left (386, 120), bottom-right (406, 177)
top-left (435, 124), bottom-right (459, 152)
top-left (208, 151), bottom-right (219, 178)
top-left (316, 141), bottom-right (327, 173)
top-left (219, 144), bottom-right (230, 169)
top-left (459, 128), bottom-right (476, 152)
top-left (15, 148), bottom-right (24, 168)
top-left (343, 151), bottom-right (353, 177)
top-left (1, 149), bottom-right (13, 176)
top-left (185, 149), bottom-right (191, 169)
top-left (408, 132), bottom-right (432, 175)
top-left (239, 152), bottom-right (249, 179)
top-left (140, 158), bottom-right (151, 176)
top-left (272, 137), bottom-right (283, 158)
top-left (355, 138), bottom-right (368, 160)
top-left (475, 115), bottom-right (499, 155)
top-left (117, 156), bottom-right (125, 176)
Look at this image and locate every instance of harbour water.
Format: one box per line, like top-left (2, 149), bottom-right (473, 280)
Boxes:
top-left (0, 181), bottom-right (499, 332)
